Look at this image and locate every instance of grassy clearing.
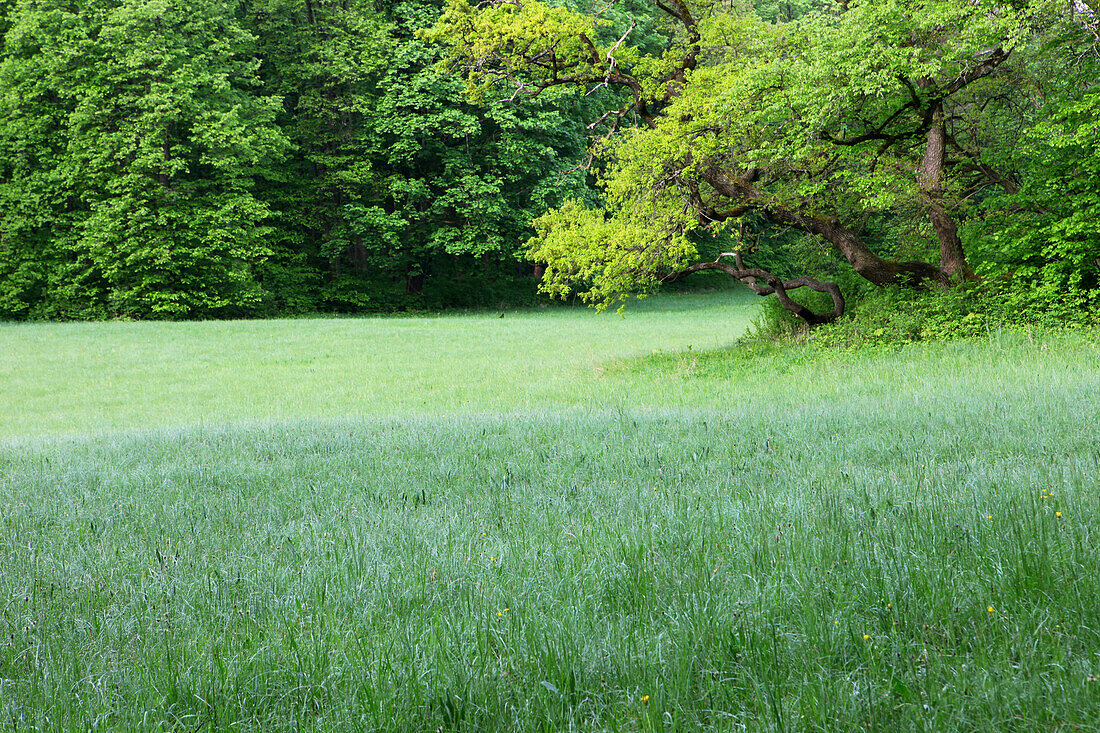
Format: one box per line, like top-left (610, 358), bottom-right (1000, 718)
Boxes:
top-left (0, 291), bottom-right (758, 440)
top-left (2, 293), bottom-right (1100, 731)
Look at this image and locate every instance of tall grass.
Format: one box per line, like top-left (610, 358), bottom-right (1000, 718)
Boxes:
top-left (2, 294), bottom-right (1099, 730)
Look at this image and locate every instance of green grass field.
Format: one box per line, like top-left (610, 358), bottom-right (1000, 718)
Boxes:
top-left (0, 291), bottom-right (758, 440)
top-left (3, 291), bottom-right (1099, 731)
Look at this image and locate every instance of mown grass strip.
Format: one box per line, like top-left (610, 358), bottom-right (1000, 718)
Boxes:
top-left (0, 292), bottom-right (758, 440)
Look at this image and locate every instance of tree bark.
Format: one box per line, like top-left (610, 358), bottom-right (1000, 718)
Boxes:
top-left (918, 104), bottom-right (977, 281)
top-left (664, 259), bottom-right (845, 324)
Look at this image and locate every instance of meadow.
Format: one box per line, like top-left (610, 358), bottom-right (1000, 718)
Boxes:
top-left (2, 291), bottom-right (1099, 731)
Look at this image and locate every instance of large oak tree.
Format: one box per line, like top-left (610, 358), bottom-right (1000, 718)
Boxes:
top-left (433, 0), bottom-right (1086, 322)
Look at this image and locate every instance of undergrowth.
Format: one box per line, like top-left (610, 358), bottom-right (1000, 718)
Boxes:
top-left (745, 278), bottom-right (1098, 349)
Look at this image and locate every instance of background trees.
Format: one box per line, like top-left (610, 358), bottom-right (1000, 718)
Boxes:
top-left (0, 0), bottom-right (288, 318)
top-left (963, 7), bottom-right (1100, 309)
top-left (0, 0), bottom-right (593, 318)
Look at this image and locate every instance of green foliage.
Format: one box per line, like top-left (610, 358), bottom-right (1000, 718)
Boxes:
top-left (1, 0), bottom-right (1096, 322)
top-left (435, 0), bottom-right (1035, 309)
top-left (0, 0), bottom-right (594, 319)
top-left (965, 55), bottom-right (1100, 303)
top-left (750, 278), bottom-right (1100, 348)
top-left (246, 0), bottom-right (395, 311)
top-left (434, 0), bottom-right (1100, 333)
top-left (361, 14), bottom-right (590, 286)
top-left (246, 0), bottom-right (592, 313)
top-left (528, 198), bottom-right (697, 310)
top-left (751, 0), bottom-right (838, 22)
top-left (0, 0), bottom-right (289, 319)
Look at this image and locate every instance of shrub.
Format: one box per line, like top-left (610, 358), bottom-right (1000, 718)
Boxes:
top-left (744, 278), bottom-right (1098, 348)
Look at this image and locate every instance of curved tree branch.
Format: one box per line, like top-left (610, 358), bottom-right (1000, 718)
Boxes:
top-left (661, 257), bottom-right (845, 324)
top-left (701, 166), bottom-right (952, 287)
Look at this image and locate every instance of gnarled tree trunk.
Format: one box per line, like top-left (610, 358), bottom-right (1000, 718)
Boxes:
top-left (918, 104), bottom-right (977, 281)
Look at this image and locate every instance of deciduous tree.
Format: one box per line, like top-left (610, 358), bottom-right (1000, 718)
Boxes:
top-left (0, 0), bottom-right (288, 318)
top-left (434, 0), bottom-right (1078, 322)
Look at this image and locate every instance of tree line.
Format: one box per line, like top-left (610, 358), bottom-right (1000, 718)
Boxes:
top-left (2, 0), bottom-right (1097, 322)
top-left (0, 0), bottom-right (599, 319)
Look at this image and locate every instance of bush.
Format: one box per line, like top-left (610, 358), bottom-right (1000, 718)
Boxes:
top-left (744, 278), bottom-right (1098, 348)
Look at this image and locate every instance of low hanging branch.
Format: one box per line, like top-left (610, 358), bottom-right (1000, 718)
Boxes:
top-left (701, 166), bottom-right (953, 289)
top-left (661, 253), bottom-right (845, 325)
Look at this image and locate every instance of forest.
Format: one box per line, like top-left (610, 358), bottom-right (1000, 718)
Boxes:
top-left (0, 0), bottom-right (1097, 323)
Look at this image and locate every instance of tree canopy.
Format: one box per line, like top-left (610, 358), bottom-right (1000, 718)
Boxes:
top-left (0, 0), bottom-right (593, 318)
top-left (434, 0), bottom-right (1100, 322)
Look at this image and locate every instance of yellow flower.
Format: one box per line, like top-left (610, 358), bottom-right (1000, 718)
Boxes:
top-left (863, 634), bottom-right (870, 640)
top-left (988, 606), bottom-right (994, 613)
top-left (1056, 512), bottom-right (1062, 518)
top-left (640, 695), bottom-right (650, 703)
